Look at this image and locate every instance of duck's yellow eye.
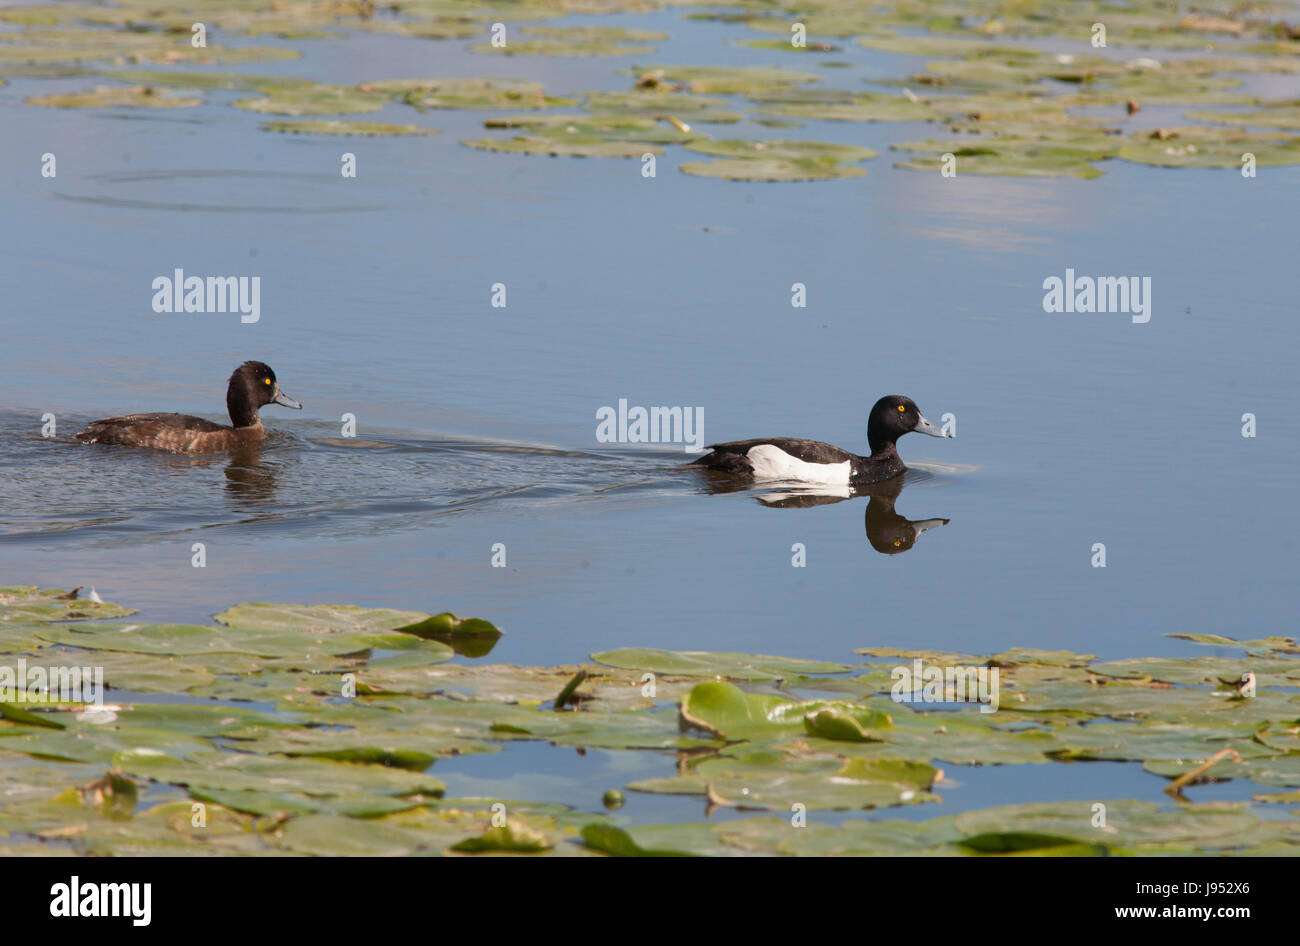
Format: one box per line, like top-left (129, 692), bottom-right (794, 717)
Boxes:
top-left (897, 405), bottom-right (906, 412)
top-left (264, 378), bottom-right (272, 385)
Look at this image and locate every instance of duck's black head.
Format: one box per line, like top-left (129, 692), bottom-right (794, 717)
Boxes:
top-left (867, 395), bottom-right (950, 456)
top-left (226, 361), bottom-right (301, 428)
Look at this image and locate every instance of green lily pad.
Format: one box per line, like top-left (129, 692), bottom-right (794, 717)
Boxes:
top-left (0, 789), bottom-right (263, 855)
top-left (189, 787), bottom-right (423, 819)
top-left (0, 28), bottom-right (299, 66)
top-left (738, 38), bottom-right (843, 54)
top-left (519, 26), bottom-right (667, 44)
top-left (7, 579), bottom-right (1298, 855)
top-left (104, 69), bottom-right (306, 90)
top-left (858, 35), bottom-right (1040, 58)
top-left (680, 137), bottom-right (875, 181)
top-left (450, 818), bottom-right (552, 852)
top-left (991, 648), bottom-right (1096, 667)
top-left (679, 680), bottom-right (880, 741)
top-left (1147, 753), bottom-right (1300, 789)
top-left (956, 831), bottom-right (1106, 856)
top-left (0, 702), bottom-right (65, 729)
top-left (116, 748), bottom-right (444, 798)
top-left (743, 13), bottom-right (892, 40)
top-left (462, 135), bottom-right (663, 158)
top-left (392, 612), bottom-right (502, 646)
top-left (1049, 721), bottom-right (1265, 763)
top-left (855, 646), bottom-right (985, 663)
top-left (719, 814), bottom-right (963, 856)
top-left (892, 135), bottom-right (1115, 178)
top-left (684, 138), bottom-right (877, 162)
top-left (753, 91), bottom-right (944, 123)
top-left (274, 798), bottom-right (597, 857)
top-left (1062, 77), bottom-right (1252, 108)
top-left (1090, 657), bottom-right (1300, 688)
top-left (218, 724), bottom-right (493, 768)
top-left (483, 112), bottom-right (698, 143)
top-left (471, 40), bottom-right (659, 58)
top-left (592, 649), bottom-right (849, 681)
top-left (261, 119), bottom-right (438, 136)
top-left (583, 90), bottom-right (743, 123)
top-left (0, 586), bottom-right (134, 622)
top-left (1117, 126), bottom-right (1300, 167)
top-left (953, 800), bottom-right (1270, 853)
top-left (1167, 632), bottom-right (1298, 651)
top-left (358, 662), bottom-right (582, 702)
top-left (681, 157), bottom-right (867, 181)
top-left (498, 706), bottom-right (714, 751)
top-left (1003, 676), bottom-right (1295, 721)
top-left (12, 650), bottom-right (216, 694)
top-left (9, 726), bottom-right (211, 764)
top-left (233, 83), bottom-right (383, 115)
top-left (350, 20), bottom-right (483, 41)
top-left (803, 706), bottom-right (892, 741)
top-left (34, 622), bottom-right (395, 659)
top-left (471, 26), bottom-right (666, 57)
top-left (873, 712), bottom-right (1062, 766)
top-left (581, 823), bottom-right (693, 857)
top-left (630, 65), bottom-right (821, 95)
top-left (215, 601), bottom-right (430, 634)
top-left (274, 812), bottom-right (430, 856)
top-left (632, 749), bottom-right (939, 811)
top-left (365, 77), bottom-right (574, 110)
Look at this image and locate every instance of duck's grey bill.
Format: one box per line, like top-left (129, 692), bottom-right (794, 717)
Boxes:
top-left (911, 517), bottom-right (950, 538)
top-left (274, 391), bottom-right (302, 409)
top-left (914, 414), bottom-right (950, 438)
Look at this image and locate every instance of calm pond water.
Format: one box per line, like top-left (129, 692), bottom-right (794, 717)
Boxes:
top-left (2, 9), bottom-right (1297, 684)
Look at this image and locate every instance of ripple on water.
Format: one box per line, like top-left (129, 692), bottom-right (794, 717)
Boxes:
top-left (0, 413), bottom-right (687, 547)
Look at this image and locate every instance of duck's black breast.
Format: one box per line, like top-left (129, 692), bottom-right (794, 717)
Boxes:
top-left (849, 454), bottom-right (906, 485)
top-left (75, 413), bottom-right (245, 454)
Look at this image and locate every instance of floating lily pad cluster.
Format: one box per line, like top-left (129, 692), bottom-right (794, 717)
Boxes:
top-left (2, 587), bottom-right (1297, 855)
top-left (680, 137), bottom-right (876, 180)
top-left (469, 25), bottom-right (669, 58)
top-left (8, 0), bottom-right (1300, 173)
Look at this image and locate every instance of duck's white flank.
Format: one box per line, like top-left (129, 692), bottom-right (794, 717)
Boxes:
top-left (745, 444), bottom-right (852, 485)
top-left (755, 485), bottom-right (854, 506)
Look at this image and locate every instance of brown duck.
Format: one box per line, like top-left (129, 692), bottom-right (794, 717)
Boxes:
top-left (75, 361), bottom-right (301, 454)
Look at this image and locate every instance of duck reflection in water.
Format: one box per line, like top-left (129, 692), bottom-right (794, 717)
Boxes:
top-left (702, 474), bottom-right (948, 555)
top-left (223, 444), bottom-right (280, 506)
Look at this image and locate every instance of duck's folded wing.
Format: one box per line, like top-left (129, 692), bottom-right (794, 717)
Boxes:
top-left (693, 438), bottom-right (857, 468)
top-left (75, 413), bottom-right (225, 445)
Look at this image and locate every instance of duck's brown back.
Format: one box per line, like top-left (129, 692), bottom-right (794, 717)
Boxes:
top-left (74, 413), bottom-right (259, 454)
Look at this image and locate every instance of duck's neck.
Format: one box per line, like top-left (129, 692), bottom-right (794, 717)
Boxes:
top-left (867, 437), bottom-right (898, 460)
top-left (227, 387), bottom-right (260, 429)
top-left (234, 419), bottom-right (265, 442)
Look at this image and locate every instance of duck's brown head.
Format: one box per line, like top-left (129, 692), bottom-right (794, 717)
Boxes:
top-left (227, 361), bottom-right (301, 428)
